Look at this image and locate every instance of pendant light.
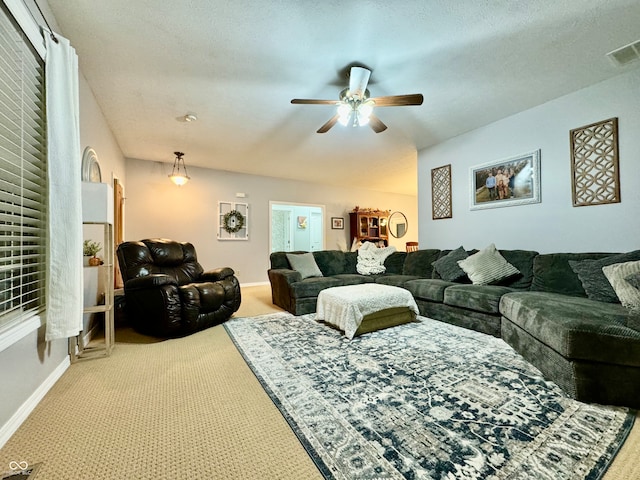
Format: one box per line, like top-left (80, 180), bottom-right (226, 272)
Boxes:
top-left (168, 151), bottom-right (190, 186)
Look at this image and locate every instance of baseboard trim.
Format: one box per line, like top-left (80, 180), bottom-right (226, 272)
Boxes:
top-left (240, 281), bottom-right (270, 287)
top-left (82, 321), bottom-right (100, 346)
top-left (0, 355), bottom-right (70, 449)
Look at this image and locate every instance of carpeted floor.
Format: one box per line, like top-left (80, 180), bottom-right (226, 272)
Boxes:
top-left (0, 285), bottom-right (638, 479)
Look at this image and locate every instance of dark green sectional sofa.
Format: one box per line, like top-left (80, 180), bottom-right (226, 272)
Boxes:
top-left (268, 248), bottom-right (640, 408)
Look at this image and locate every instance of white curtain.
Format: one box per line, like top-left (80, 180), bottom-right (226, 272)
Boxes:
top-left (43, 30), bottom-right (83, 341)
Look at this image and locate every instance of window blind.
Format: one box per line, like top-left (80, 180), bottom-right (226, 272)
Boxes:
top-left (0, 3), bottom-right (47, 332)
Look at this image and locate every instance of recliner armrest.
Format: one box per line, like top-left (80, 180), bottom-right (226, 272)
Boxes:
top-left (125, 273), bottom-right (176, 291)
top-left (200, 267), bottom-right (235, 281)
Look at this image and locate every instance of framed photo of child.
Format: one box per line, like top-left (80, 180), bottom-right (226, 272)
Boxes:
top-left (469, 150), bottom-right (541, 210)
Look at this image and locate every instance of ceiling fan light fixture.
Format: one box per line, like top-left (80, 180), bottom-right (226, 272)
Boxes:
top-left (356, 111), bottom-right (370, 127)
top-left (337, 103), bottom-right (353, 126)
top-left (358, 101), bottom-right (374, 120)
top-left (169, 151), bottom-right (190, 186)
top-left (291, 64), bottom-right (423, 134)
top-left (348, 66), bottom-right (371, 100)
top-left (338, 113), bottom-right (351, 127)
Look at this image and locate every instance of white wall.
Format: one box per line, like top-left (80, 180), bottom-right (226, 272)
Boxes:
top-left (418, 68), bottom-right (640, 253)
top-left (0, 69), bottom-right (126, 438)
top-left (78, 77), bottom-right (126, 184)
top-left (124, 158), bottom-right (418, 284)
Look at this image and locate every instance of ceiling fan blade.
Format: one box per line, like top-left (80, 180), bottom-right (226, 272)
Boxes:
top-left (291, 99), bottom-right (339, 105)
top-left (349, 66), bottom-right (371, 99)
top-left (317, 114), bottom-right (340, 134)
top-left (370, 94), bottom-right (424, 107)
top-left (368, 113), bottom-right (387, 133)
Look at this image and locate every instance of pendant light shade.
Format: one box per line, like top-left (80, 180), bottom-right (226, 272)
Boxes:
top-left (169, 151), bottom-right (190, 186)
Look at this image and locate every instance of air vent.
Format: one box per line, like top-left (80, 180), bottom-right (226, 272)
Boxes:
top-left (606, 40), bottom-right (640, 66)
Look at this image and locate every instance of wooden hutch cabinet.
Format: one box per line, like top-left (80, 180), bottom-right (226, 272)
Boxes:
top-left (349, 209), bottom-right (390, 246)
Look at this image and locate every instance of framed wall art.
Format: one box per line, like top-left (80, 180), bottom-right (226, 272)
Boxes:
top-left (218, 201), bottom-right (249, 240)
top-left (331, 217), bottom-right (344, 229)
top-left (570, 117), bottom-right (620, 207)
top-left (470, 150), bottom-right (541, 211)
top-left (431, 164), bottom-right (452, 219)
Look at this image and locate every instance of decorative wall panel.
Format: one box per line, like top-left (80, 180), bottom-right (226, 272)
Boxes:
top-left (431, 164), bottom-right (452, 219)
top-left (570, 118), bottom-right (620, 207)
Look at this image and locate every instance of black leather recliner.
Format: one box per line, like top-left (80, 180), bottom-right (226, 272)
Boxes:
top-left (116, 238), bottom-right (241, 337)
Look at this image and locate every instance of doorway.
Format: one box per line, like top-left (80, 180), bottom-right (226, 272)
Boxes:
top-left (270, 202), bottom-right (325, 253)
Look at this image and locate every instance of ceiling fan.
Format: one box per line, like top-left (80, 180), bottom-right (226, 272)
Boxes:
top-left (291, 66), bottom-right (423, 134)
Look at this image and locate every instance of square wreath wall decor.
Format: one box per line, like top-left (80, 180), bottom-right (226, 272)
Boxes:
top-left (218, 201), bottom-right (249, 240)
top-left (570, 117), bottom-right (620, 207)
top-left (431, 164), bottom-right (452, 219)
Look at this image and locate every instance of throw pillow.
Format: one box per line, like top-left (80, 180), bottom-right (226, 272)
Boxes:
top-left (456, 243), bottom-right (520, 285)
top-left (432, 246), bottom-right (469, 282)
top-left (286, 253), bottom-right (323, 279)
top-left (626, 272), bottom-right (640, 290)
top-left (569, 250), bottom-right (640, 303)
top-left (602, 260), bottom-right (640, 310)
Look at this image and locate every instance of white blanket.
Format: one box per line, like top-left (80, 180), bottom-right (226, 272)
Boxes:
top-left (316, 284), bottom-right (419, 339)
top-left (356, 242), bottom-right (397, 275)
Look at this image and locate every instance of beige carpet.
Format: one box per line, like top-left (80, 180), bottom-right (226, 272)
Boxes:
top-left (0, 285), bottom-right (637, 479)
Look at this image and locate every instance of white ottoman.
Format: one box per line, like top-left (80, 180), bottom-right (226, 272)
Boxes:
top-left (316, 284), bottom-right (419, 339)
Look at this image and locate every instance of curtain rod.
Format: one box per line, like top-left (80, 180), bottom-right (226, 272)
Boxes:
top-left (30, 0), bottom-right (58, 43)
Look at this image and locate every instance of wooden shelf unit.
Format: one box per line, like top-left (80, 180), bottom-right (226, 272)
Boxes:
top-left (70, 183), bottom-right (115, 362)
top-left (71, 221), bottom-right (114, 362)
top-left (349, 209), bottom-right (390, 246)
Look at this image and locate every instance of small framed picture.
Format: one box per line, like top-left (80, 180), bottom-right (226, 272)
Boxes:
top-left (331, 217), bottom-right (344, 229)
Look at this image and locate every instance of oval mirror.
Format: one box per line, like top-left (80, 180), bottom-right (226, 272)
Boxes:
top-left (388, 211), bottom-right (408, 238)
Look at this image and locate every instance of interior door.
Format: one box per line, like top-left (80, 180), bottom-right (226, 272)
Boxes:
top-left (271, 209), bottom-right (292, 252)
top-left (270, 202), bottom-right (324, 253)
top-left (309, 211), bottom-right (322, 251)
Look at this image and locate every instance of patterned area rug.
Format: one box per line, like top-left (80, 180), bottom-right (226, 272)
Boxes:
top-left (225, 313), bottom-right (634, 480)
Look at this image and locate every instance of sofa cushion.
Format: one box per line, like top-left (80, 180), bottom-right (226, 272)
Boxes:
top-left (530, 252), bottom-right (615, 297)
top-left (402, 249), bottom-right (441, 277)
top-left (404, 278), bottom-right (454, 303)
top-left (444, 284), bottom-right (515, 314)
top-left (432, 246), bottom-right (468, 281)
top-left (603, 260), bottom-right (640, 310)
top-left (374, 274), bottom-right (422, 287)
top-left (286, 253), bottom-right (323, 279)
top-left (344, 251), bottom-right (358, 274)
top-left (270, 250), bottom-right (305, 269)
top-left (384, 252), bottom-right (407, 275)
top-left (457, 244), bottom-right (520, 285)
top-left (290, 277), bottom-right (342, 298)
top-left (333, 274), bottom-right (375, 286)
top-left (569, 250), bottom-right (640, 303)
top-left (500, 291), bottom-right (640, 366)
top-left (627, 272), bottom-right (640, 290)
top-left (498, 249), bottom-right (539, 289)
top-left (313, 250), bottom-right (348, 276)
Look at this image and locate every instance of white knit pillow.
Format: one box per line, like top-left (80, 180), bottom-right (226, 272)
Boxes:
top-left (602, 260), bottom-right (640, 310)
top-left (457, 243), bottom-right (520, 285)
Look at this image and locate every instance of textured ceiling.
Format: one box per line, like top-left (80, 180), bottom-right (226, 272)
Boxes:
top-left (46, 0), bottom-right (640, 195)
